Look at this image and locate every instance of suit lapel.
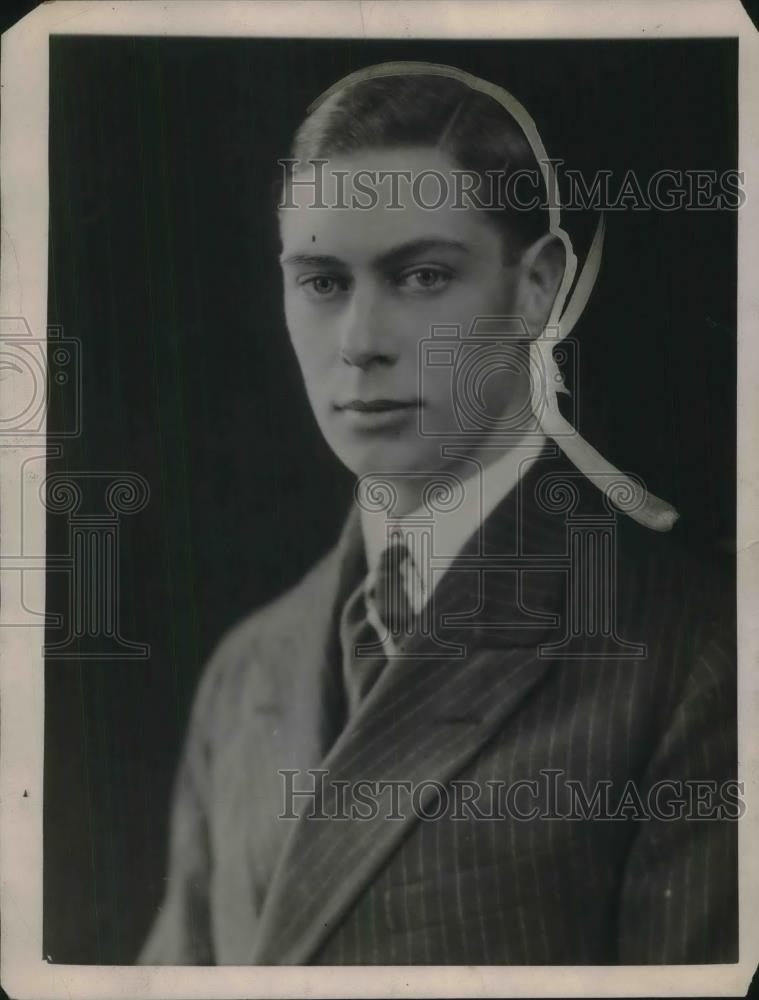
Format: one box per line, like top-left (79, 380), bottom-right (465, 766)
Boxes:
top-left (251, 645), bottom-right (557, 965)
top-left (401, 444), bottom-right (570, 656)
top-left (240, 505), bottom-right (365, 909)
top-left (251, 448), bottom-right (572, 965)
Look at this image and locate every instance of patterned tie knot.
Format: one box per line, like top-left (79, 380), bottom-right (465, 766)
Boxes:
top-left (373, 534), bottom-right (414, 638)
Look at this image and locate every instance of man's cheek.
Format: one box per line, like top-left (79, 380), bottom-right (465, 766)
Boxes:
top-left (293, 339), bottom-right (337, 397)
top-left (422, 366), bottom-right (455, 410)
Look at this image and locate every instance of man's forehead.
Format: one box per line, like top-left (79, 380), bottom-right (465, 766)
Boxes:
top-left (287, 146), bottom-right (459, 195)
top-left (279, 205), bottom-right (490, 262)
top-left (279, 148), bottom-right (502, 265)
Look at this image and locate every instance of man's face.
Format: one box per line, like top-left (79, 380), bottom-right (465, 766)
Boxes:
top-left (279, 147), bottom-right (532, 479)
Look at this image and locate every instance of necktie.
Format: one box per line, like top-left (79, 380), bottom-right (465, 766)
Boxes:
top-left (372, 536), bottom-right (413, 638)
top-left (340, 537), bottom-right (414, 718)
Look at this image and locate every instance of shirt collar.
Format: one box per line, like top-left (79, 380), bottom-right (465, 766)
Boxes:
top-left (359, 432), bottom-right (546, 613)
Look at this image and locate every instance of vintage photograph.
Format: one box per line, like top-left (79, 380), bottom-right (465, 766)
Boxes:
top-left (1, 2), bottom-right (757, 998)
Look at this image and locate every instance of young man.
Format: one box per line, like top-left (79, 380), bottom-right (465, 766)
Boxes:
top-left (139, 64), bottom-right (737, 966)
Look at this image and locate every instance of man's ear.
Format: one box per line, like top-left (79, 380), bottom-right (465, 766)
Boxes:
top-left (513, 233), bottom-right (567, 338)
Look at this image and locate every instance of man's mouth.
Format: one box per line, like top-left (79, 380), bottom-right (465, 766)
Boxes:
top-left (335, 399), bottom-right (420, 413)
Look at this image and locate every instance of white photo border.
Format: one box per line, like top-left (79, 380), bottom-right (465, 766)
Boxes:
top-left (1, 2), bottom-right (757, 997)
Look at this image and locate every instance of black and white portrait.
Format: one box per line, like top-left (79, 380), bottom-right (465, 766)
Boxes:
top-left (1, 3), bottom-right (757, 998)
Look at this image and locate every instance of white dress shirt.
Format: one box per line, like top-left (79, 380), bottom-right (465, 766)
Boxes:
top-left (359, 433), bottom-right (547, 655)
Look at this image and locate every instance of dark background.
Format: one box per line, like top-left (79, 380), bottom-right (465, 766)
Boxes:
top-left (44, 36), bottom-right (737, 963)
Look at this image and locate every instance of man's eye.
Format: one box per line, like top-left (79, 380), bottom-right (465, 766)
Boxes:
top-left (396, 267), bottom-right (452, 293)
top-left (299, 275), bottom-right (347, 299)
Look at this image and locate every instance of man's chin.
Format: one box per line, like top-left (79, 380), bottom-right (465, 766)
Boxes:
top-left (330, 439), bottom-right (445, 482)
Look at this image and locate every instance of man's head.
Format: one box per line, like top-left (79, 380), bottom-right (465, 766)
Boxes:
top-left (277, 68), bottom-right (567, 484)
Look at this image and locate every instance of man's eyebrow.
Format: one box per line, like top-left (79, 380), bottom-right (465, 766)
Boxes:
top-left (279, 252), bottom-right (348, 268)
top-left (279, 239), bottom-right (470, 270)
top-left (375, 238), bottom-right (470, 269)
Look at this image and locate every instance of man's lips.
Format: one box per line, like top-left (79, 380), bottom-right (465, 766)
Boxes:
top-left (334, 399), bottom-right (421, 413)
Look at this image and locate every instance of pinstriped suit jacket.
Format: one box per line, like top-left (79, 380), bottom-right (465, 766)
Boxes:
top-left (139, 448), bottom-right (738, 965)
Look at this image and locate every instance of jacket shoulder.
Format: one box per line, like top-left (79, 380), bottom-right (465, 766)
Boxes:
top-left (189, 545), bottom-right (340, 737)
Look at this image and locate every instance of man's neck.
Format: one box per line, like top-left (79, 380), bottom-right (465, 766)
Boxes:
top-left (359, 430), bottom-right (548, 602)
top-left (374, 431), bottom-right (547, 518)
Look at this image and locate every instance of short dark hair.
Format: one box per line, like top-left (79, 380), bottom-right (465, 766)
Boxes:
top-left (282, 72), bottom-right (550, 258)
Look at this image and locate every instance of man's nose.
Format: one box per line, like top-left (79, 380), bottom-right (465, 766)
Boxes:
top-left (339, 284), bottom-right (395, 369)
